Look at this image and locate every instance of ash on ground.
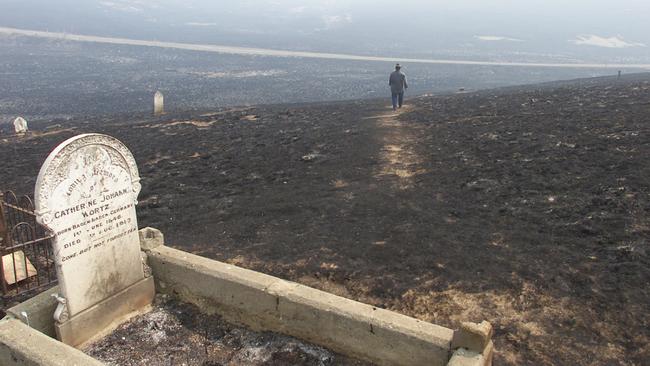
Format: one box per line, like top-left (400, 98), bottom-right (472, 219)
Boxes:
top-left (84, 295), bottom-right (374, 366)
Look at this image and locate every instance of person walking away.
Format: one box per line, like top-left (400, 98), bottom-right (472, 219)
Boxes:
top-left (389, 63), bottom-right (408, 111)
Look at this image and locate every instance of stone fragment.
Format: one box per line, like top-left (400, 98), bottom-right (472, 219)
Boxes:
top-left (448, 341), bottom-right (494, 366)
top-left (13, 117), bottom-right (28, 134)
top-left (2, 250), bottom-right (37, 284)
top-left (139, 227), bottom-right (164, 250)
top-left (451, 320), bottom-right (493, 353)
top-left (447, 348), bottom-right (486, 366)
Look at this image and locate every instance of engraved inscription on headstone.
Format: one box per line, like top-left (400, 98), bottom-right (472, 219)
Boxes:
top-left (35, 134), bottom-right (144, 318)
top-left (153, 91), bottom-right (164, 115)
top-left (13, 117), bottom-right (28, 134)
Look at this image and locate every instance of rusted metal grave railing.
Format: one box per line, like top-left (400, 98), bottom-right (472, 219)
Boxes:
top-left (0, 190), bottom-right (57, 309)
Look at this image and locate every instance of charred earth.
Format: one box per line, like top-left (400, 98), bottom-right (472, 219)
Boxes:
top-left (1, 74), bottom-right (649, 365)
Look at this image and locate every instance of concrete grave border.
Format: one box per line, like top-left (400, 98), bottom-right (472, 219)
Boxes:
top-left (0, 227), bottom-right (493, 365)
top-left (143, 228), bottom-right (492, 366)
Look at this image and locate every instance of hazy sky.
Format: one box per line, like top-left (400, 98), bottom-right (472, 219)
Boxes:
top-left (1, 0), bottom-right (649, 61)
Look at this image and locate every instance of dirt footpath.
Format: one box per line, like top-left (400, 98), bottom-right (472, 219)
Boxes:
top-left (1, 75), bottom-right (649, 365)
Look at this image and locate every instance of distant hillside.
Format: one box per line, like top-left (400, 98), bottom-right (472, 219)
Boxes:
top-left (0, 33), bottom-right (619, 124)
top-left (2, 0), bottom-right (649, 63)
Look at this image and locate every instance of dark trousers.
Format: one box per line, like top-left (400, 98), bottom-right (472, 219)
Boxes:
top-left (391, 91), bottom-right (404, 109)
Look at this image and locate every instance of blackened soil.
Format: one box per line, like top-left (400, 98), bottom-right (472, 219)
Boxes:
top-left (2, 74), bottom-right (650, 365)
top-left (85, 295), bottom-right (373, 366)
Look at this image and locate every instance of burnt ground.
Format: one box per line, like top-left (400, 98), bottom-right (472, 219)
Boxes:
top-left (1, 74), bottom-right (650, 365)
top-left (85, 295), bottom-right (372, 366)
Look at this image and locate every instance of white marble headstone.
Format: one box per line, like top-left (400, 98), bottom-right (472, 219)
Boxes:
top-left (13, 117), bottom-right (28, 134)
top-left (35, 134), bottom-right (144, 318)
top-left (153, 91), bottom-right (164, 115)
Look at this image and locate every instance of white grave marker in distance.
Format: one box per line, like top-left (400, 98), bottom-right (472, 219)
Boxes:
top-left (153, 91), bottom-right (164, 115)
top-left (13, 117), bottom-right (28, 134)
top-left (34, 134), bottom-right (144, 319)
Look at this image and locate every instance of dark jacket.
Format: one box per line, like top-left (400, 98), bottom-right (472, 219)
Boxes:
top-left (389, 71), bottom-right (408, 93)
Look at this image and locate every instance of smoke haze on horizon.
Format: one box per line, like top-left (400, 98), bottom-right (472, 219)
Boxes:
top-left (1, 0), bottom-right (649, 63)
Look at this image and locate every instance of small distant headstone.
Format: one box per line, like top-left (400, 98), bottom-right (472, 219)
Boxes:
top-left (13, 117), bottom-right (28, 134)
top-left (153, 91), bottom-right (164, 115)
top-left (34, 133), bottom-right (154, 346)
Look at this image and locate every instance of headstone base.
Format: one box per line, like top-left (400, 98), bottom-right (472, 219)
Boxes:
top-left (55, 276), bottom-right (155, 348)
